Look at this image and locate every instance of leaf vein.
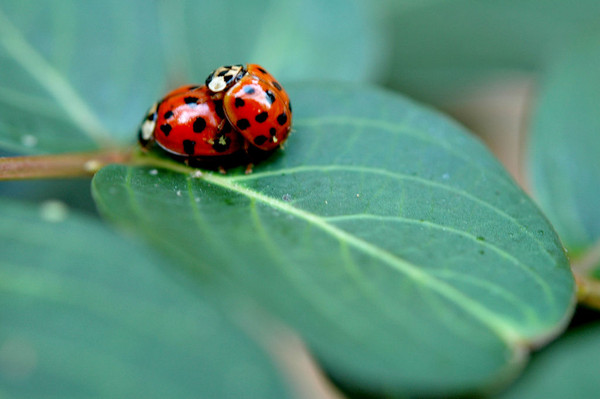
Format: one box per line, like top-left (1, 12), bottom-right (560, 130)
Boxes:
top-left (230, 164), bottom-right (555, 264)
top-left (202, 173), bottom-right (523, 343)
top-left (324, 213), bottom-right (554, 307)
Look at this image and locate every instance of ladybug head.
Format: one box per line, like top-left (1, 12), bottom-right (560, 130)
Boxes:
top-left (206, 64), bottom-right (245, 93)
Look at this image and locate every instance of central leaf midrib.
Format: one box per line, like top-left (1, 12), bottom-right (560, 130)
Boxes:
top-left (231, 164), bottom-right (556, 265)
top-left (202, 172), bottom-right (524, 345)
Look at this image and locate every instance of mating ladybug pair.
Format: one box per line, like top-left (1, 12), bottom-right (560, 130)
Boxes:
top-left (138, 64), bottom-right (292, 162)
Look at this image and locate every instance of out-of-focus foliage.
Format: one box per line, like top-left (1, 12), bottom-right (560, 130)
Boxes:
top-left (1, 0), bottom-right (599, 397)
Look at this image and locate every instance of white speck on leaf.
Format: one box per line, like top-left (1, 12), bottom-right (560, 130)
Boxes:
top-left (21, 135), bottom-right (38, 147)
top-left (84, 160), bottom-right (101, 172)
top-left (39, 200), bottom-right (68, 223)
top-left (149, 169), bottom-right (158, 176)
top-left (282, 193), bottom-right (292, 201)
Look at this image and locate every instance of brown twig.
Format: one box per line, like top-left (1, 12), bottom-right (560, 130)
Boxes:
top-left (0, 147), bottom-right (134, 180)
top-left (572, 239), bottom-right (600, 309)
top-left (572, 239), bottom-right (600, 276)
top-left (574, 270), bottom-right (600, 309)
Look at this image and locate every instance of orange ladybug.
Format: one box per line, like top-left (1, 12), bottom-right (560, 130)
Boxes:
top-left (138, 85), bottom-right (244, 158)
top-left (205, 64), bottom-right (292, 151)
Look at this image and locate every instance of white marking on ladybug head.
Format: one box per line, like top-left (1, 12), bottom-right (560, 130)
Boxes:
top-left (140, 102), bottom-right (158, 141)
top-left (206, 65), bottom-right (244, 93)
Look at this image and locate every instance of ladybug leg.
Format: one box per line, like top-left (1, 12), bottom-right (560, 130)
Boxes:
top-left (242, 138), bottom-right (251, 154)
top-left (218, 166), bottom-right (227, 175)
top-left (244, 163), bottom-right (254, 174)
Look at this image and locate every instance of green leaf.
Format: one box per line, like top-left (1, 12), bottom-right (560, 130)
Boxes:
top-left (498, 323), bottom-right (600, 399)
top-left (528, 39), bottom-right (600, 256)
top-left (92, 83), bottom-right (575, 396)
top-left (0, 198), bottom-right (293, 398)
top-left (0, 0), bottom-right (380, 153)
top-left (385, 0), bottom-right (600, 101)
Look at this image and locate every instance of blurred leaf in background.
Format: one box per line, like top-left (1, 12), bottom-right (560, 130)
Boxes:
top-left (0, 198), bottom-right (294, 398)
top-left (384, 0), bottom-right (600, 102)
top-left (1, 0), bottom-right (600, 397)
top-left (498, 323), bottom-right (600, 399)
top-left (0, 0), bottom-right (383, 153)
top-left (528, 38), bottom-right (600, 258)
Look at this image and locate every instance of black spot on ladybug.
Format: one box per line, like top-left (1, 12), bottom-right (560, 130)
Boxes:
top-left (235, 97), bottom-right (245, 108)
top-left (224, 65), bottom-right (232, 68)
top-left (224, 74), bottom-right (234, 83)
top-left (257, 67), bottom-right (267, 74)
top-left (146, 112), bottom-right (156, 121)
top-left (184, 97), bottom-right (198, 106)
top-left (255, 111), bottom-right (268, 123)
top-left (254, 135), bottom-right (268, 146)
top-left (205, 73), bottom-right (215, 86)
top-left (243, 86), bottom-right (255, 94)
top-left (193, 117), bottom-right (206, 133)
top-left (160, 123), bottom-right (172, 136)
top-left (213, 100), bottom-right (225, 119)
top-left (269, 127), bottom-right (276, 136)
top-left (277, 112), bottom-right (288, 126)
top-left (183, 140), bottom-right (196, 155)
top-left (164, 110), bottom-right (174, 119)
top-left (218, 70), bottom-right (229, 77)
top-left (272, 81), bottom-right (282, 91)
top-left (265, 90), bottom-right (275, 105)
top-left (236, 118), bottom-right (250, 130)
top-left (212, 134), bottom-right (231, 152)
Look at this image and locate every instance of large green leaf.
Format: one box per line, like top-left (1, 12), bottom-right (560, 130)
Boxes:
top-left (92, 83), bottom-right (574, 396)
top-left (0, 198), bottom-right (293, 398)
top-left (498, 323), bottom-right (600, 399)
top-left (384, 0), bottom-right (600, 101)
top-left (0, 0), bottom-right (380, 153)
top-left (528, 39), bottom-right (600, 257)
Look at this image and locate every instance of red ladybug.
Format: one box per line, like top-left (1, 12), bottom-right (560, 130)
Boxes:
top-left (138, 85), bottom-right (244, 158)
top-left (205, 64), bottom-right (292, 151)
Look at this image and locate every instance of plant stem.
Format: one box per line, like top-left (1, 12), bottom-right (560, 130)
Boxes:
top-left (574, 271), bottom-right (600, 310)
top-left (572, 238), bottom-right (600, 275)
top-left (572, 239), bottom-right (600, 310)
top-left (0, 147), bottom-right (134, 180)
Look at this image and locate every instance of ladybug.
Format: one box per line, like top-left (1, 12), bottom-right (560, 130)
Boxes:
top-left (138, 85), bottom-right (245, 158)
top-left (205, 64), bottom-right (292, 151)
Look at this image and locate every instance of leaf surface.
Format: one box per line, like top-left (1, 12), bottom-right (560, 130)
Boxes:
top-left (93, 83), bottom-right (575, 395)
top-left (528, 39), bottom-right (600, 259)
top-left (0, 198), bottom-right (292, 398)
top-left (498, 323), bottom-right (600, 399)
top-left (0, 0), bottom-right (379, 153)
top-left (385, 0), bottom-right (600, 101)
